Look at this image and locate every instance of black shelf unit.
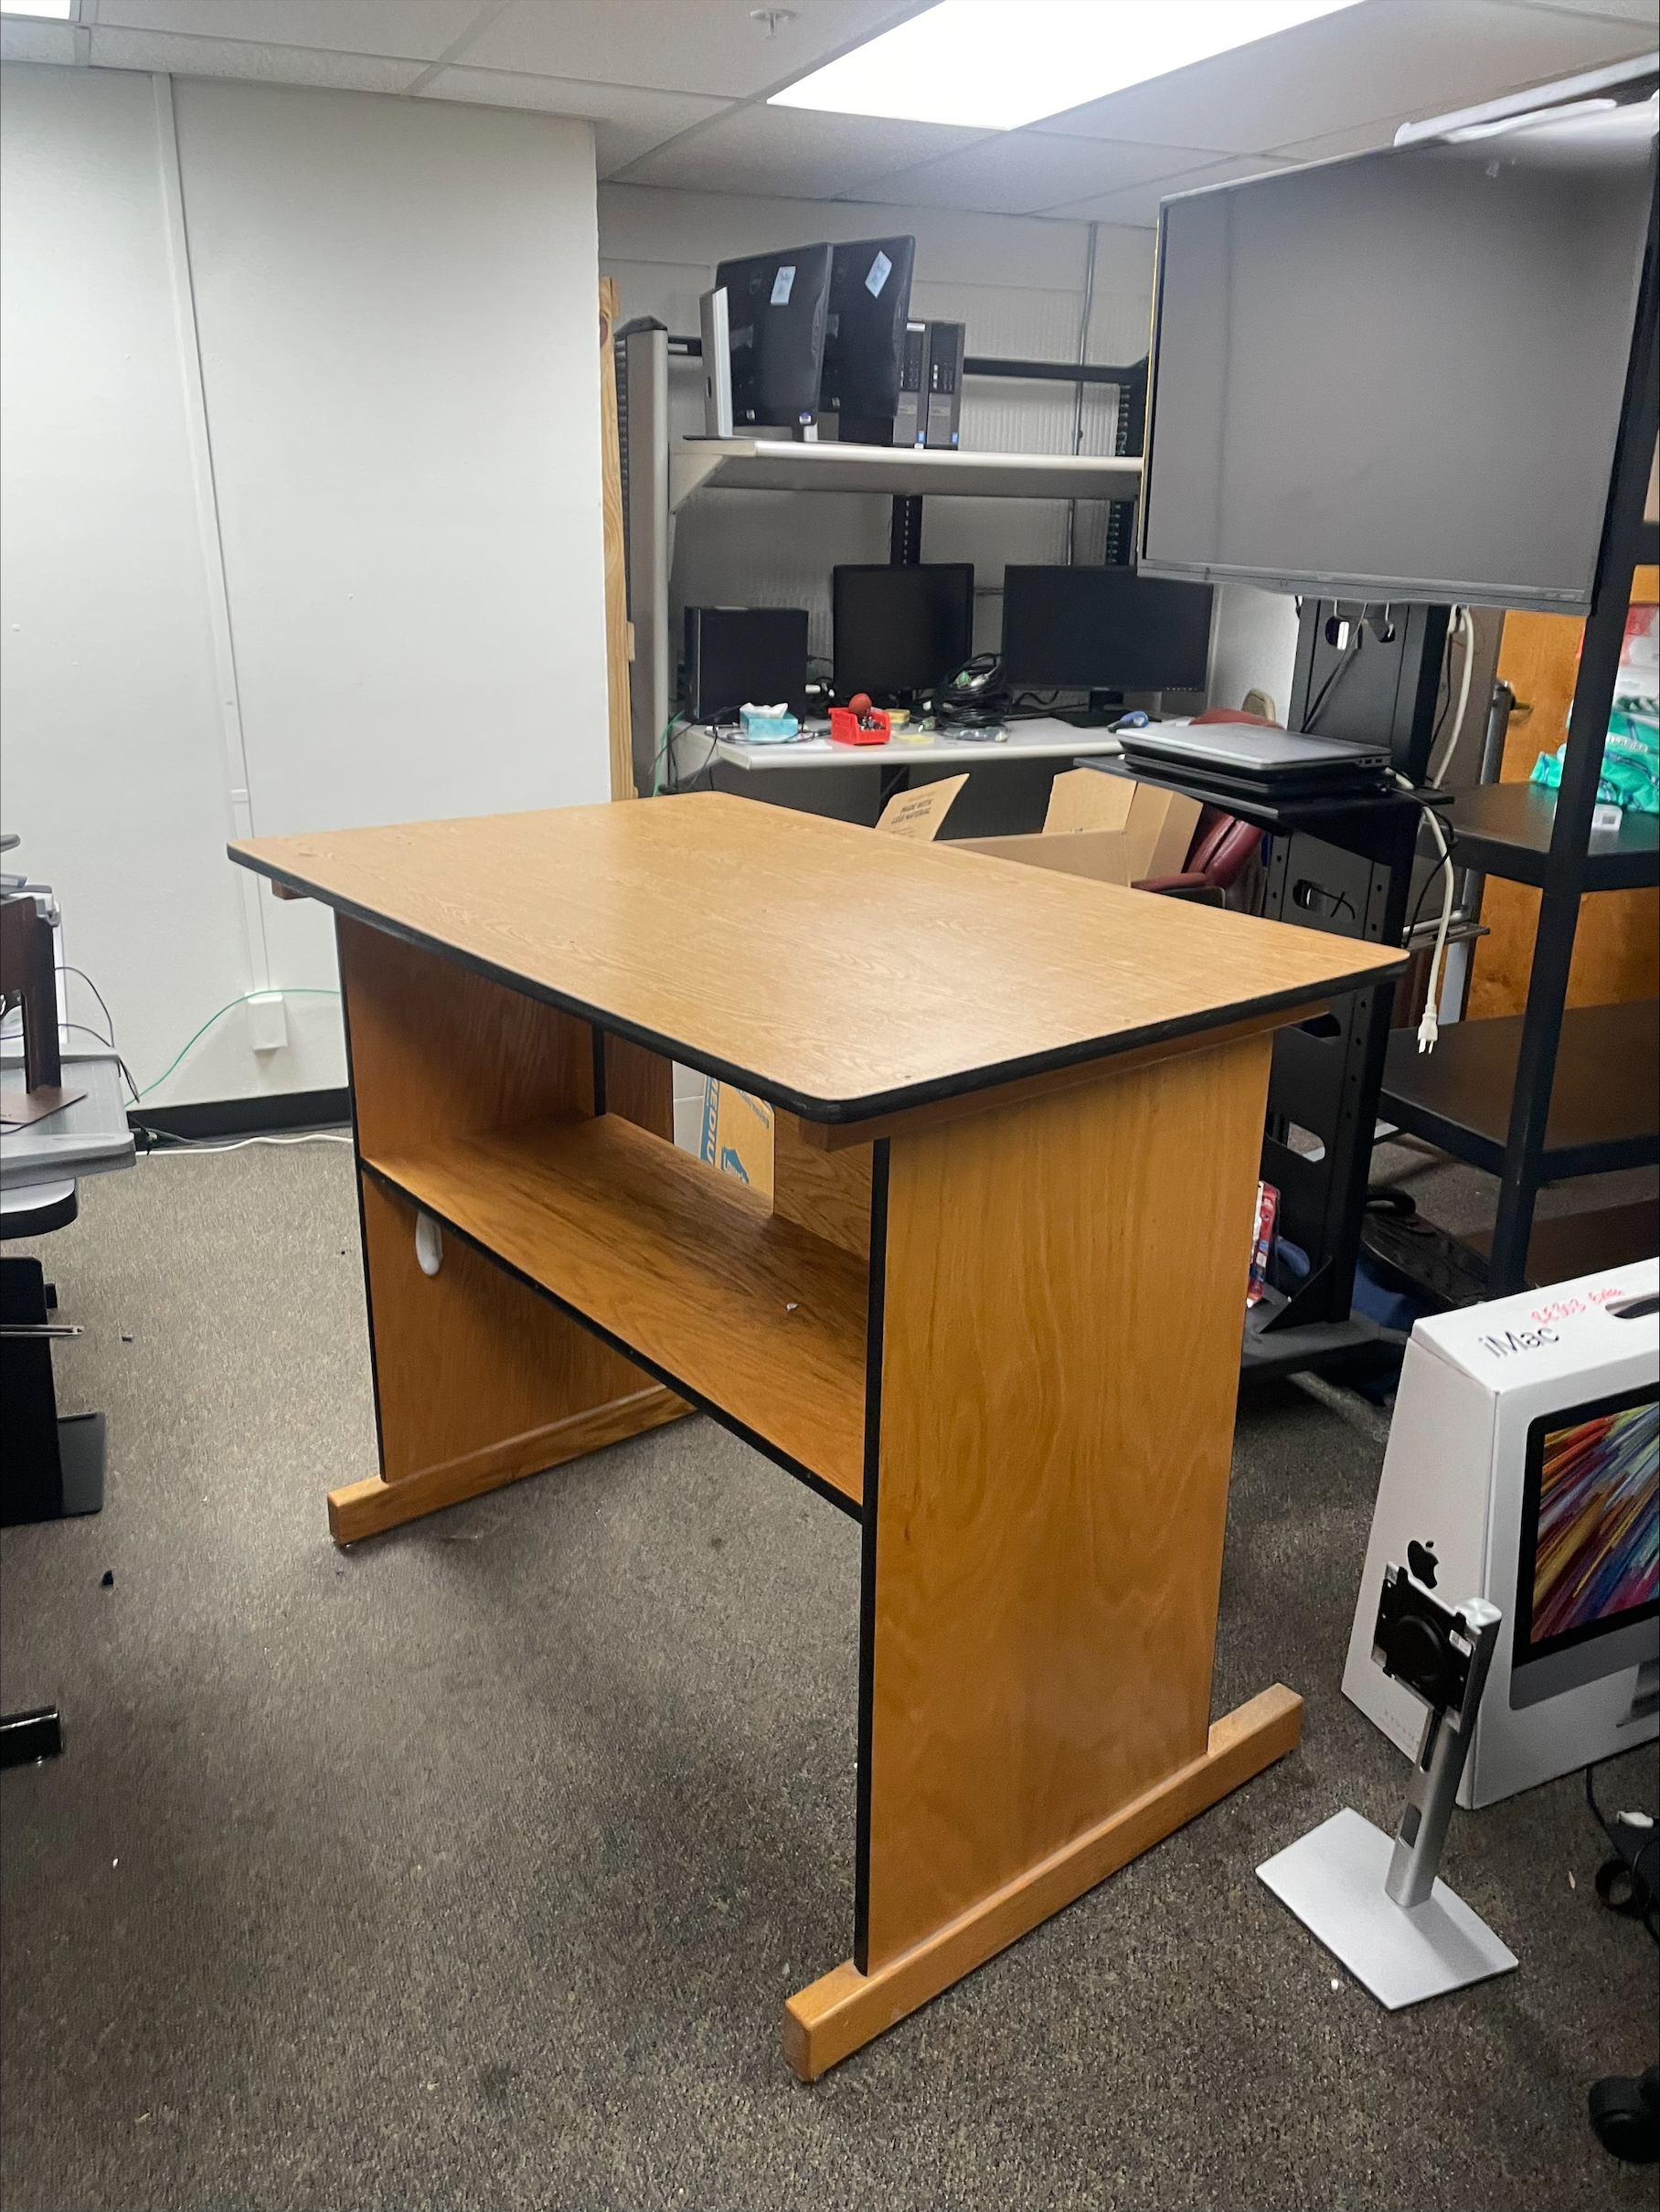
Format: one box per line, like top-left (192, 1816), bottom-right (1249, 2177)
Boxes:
top-left (1460, 192), bottom-right (1658, 1295)
top-left (1463, 1196), bottom-right (1660, 1292)
top-left (1378, 1000), bottom-right (1659, 1180)
top-left (1081, 754), bottom-right (1426, 1382)
top-left (1446, 782), bottom-right (1660, 894)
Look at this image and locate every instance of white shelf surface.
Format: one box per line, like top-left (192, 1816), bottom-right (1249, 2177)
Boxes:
top-left (670, 439), bottom-right (1144, 513)
top-left (709, 716), bottom-right (1125, 773)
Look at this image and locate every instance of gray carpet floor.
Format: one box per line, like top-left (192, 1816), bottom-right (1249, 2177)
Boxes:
top-left (2, 1141), bottom-right (1655, 2212)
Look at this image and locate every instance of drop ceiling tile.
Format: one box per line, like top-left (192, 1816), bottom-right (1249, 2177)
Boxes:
top-left (419, 70), bottom-right (733, 178)
top-left (1504, 0), bottom-right (1657, 17)
top-left (863, 133), bottom-right (1230, 217)
top-left (86, 26), bottom-right (428, 91)
top-left (1272, 112), bottom-right (1420, 161)
top-left (611, 101), bottom-right (984, 200)
top-left (1044, 154), bottom-right (1296, 231)
top-left (456, 0), bottom-right (939, 101)
top-left (1026, 0), bottom-right (1657, 157)
top-left (90, 0), bottom-right (484, 62)
top-left (1, 21), bottom-right (80, 65)
top-left (419, 69), bottom-right (727, 125)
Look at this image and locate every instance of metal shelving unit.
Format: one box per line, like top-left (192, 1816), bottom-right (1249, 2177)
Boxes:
top-left (617, 320), bottom-right (1148, 796)
top-left (1444, 782), bottom-right (1659, 893)
top-left (1378, 207), bottom-right (1659, 1293)
top-left (1463, 1196), bottom-right (1660, 1291)
top-left (668, 438), bottom-right (1141, 514)
top-left (1380, 1000), bottom-right (1659, 1179)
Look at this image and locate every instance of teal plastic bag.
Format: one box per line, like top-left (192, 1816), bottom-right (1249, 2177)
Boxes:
top-left (1531, 706), bottom-right (1659, 817)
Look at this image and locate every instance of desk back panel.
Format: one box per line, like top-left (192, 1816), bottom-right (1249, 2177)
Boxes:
top-left (772, 1111), bottom-right (873, 1260)
top-left (861, 1028), bottom-right (1273, 1972)
top-left (335, 919), bottom-right (679, 1524)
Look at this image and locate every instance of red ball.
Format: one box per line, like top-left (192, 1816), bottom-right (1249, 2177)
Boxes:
top-left (849, 692), bottom-right (871, 718)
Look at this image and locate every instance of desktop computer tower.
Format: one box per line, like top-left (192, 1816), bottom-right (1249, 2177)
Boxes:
top-left (684, 606), bottom-right (809, 723)
top-left (922, 321), bottom-right (965, 450)
top-left (887, 321), bottom-right (963, 450)
top-left (892, 321), bottom-right (928, 448)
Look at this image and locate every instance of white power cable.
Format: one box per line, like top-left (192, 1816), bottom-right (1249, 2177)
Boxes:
top-left (1396, 774), bottom-right (1454, 1052)
top-left (139, 1130), bottom-right (354, 1155)
top-left (1428, 606), bottom-right (1474, 787)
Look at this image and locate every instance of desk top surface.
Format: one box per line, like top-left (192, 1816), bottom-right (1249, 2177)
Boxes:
top-left (711, 716), bottom-right (1123, 773)
top-left (231, 795), bottom-right (1405, 1122)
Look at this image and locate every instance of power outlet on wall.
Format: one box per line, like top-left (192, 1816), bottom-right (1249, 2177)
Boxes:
top-left (246, 991), bottom-right (288, 1054)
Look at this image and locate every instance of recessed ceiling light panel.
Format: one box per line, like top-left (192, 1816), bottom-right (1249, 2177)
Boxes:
top-left (770, 0), bottom-right (1367, 133)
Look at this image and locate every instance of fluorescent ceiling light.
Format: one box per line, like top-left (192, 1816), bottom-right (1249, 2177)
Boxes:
top-left (0, 1), bottom-right (76, 15)
top-left (771, 1), bottom-right (1367, 132)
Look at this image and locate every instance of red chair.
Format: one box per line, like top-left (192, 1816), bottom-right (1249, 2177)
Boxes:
top-left (1133, 709), bottom-right (1271, 899)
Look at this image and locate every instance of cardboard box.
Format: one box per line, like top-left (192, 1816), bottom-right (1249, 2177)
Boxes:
top-left (875, 773), bottom-right (968, 841)
top-left (698, 1079), bottom-right (774, 1197)
top-left (952, 768), bottom-right (1200, 888)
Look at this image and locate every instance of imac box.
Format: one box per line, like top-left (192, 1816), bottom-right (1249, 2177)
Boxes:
top-left (1343, 1259), bottom-right (1658, 1807)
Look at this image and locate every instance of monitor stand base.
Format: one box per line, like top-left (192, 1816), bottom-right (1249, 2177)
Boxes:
top-left (1258, 1806), bottom-right (1517, 2009)
top-left (1058, 690), bottom-right (1155, 731)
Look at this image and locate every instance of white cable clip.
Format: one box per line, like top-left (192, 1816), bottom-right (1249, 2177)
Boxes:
top-left (415, 1210), bottom-right (443, 1277)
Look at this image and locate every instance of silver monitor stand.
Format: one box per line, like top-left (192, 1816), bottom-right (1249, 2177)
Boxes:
top-left (1258, 1570), bottom-right (1518, 2008)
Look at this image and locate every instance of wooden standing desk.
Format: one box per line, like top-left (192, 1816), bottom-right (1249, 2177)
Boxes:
top-left (230, 794), bottom-right (1403, 2078)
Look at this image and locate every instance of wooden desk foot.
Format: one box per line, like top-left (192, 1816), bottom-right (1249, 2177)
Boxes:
top-left (782, 1683), bottom-right (1303, 2081)
top-left (327, 1384), bottom-right (689, 1543)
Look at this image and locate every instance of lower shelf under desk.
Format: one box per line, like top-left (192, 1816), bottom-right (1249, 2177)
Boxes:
top-left (363, 1113), bottom-right (868, 1509)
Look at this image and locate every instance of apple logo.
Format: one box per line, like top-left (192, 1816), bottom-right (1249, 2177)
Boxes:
top-left (1407, 1539), bottom-right (1439, 1589)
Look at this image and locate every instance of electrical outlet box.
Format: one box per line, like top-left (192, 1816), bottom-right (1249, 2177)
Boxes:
top-left (246, 991), bottom-right (288, 1054)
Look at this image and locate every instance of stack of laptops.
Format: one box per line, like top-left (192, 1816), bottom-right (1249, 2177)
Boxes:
top-left (1116, 720), bottom-right (1393, 804)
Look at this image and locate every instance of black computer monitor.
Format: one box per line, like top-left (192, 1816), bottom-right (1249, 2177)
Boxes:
top-left (1138, 92), bottom-right (1656, 612)
top-left (714, 243), bottom-right (834, 430)
top-left (820, 236), bottom-right (915, 441)
top-left (833, 564), bottom-right (974, 702)
top-left (1509, 1384), bottom-right (1658, 1711)
top-left (1001, 566), bottom-right (1214, 693)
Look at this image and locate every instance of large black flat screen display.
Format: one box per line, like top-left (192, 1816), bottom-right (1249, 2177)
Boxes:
top-left (1138, 93), bottom-right (1656, 612)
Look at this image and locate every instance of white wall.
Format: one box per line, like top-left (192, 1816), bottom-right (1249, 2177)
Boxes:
top-left (1, 64), bottom-right (609, 1110)
top-left (1208, 584), bottom-right (1303, 725)
top-left (599, 185), bottom-right (1157, 665)
top-left (1, 65), bottom-right (250, 1098)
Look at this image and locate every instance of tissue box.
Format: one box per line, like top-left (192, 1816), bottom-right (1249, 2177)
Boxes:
top-left (739, 704), bottom-right (799, 740)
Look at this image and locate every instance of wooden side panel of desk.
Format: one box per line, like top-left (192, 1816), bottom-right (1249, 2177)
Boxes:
top-left (330, 920), bottom-right (686, 1541)
top-left (862, 1032), bottom-right (1273, 1968)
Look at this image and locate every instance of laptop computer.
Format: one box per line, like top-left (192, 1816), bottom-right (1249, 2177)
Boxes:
top-left (1119, 720), bottom-right (1391, 785)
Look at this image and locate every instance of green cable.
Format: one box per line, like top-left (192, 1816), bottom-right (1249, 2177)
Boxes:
top-left (651, 711), bottom-right (686, 797)
top-left (138, 989), bottom-right (342, 1099)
